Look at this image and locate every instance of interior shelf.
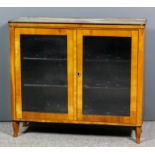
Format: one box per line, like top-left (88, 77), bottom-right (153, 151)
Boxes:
top-left (83, 85), bottom-right (129, 89)
top-left (23, 57), bottom-right (67, 61)
top-left (23, 83), bottom-right (67, 88)
top-left (23, 57), bottom-right (129, 62)
top-left (23, 83), bottom-right (128, 89)
top-left (84, 59), bottom-right (130, 63)
top-left (21, 60), bottom-right (67, 86)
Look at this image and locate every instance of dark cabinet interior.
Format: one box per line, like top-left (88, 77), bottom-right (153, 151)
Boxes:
top-left (83, 36), bottom-right (131, 116)
top-left (20, 35), bottom-right (132, 116)
top-left (20, 35), bottom-right (68, 113)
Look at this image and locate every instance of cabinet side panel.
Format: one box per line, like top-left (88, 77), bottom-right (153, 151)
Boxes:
top-left (9, 26), bottom-right (16, 120)
top-left (137, 28), bottom-right (145, 126)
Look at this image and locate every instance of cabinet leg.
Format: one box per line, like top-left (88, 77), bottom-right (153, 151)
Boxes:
top-left (12, 121), bottom-right (20, 137)
top-left (135, 126), bottom-right (142, 144)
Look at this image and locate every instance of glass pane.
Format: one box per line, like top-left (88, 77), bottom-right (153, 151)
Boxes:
top-left (20, 35), bottom-right (68, 113)
top-left (83, 36), bottom-right (131, 116)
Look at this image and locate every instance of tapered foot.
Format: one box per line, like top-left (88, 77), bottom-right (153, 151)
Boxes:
top-left (135, 126), bottom-right (142, 144)
top-left (12, 121), bottom-right (20, 137)
top-left (23, 122), bottom-right (29, 127)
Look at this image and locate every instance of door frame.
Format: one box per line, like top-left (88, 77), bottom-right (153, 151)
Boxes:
top-left (77, 29), bottom-right (139, 125)
top-left (12, 27), bottom-right (75, 122)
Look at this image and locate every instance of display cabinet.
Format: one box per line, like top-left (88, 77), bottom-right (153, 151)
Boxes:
top-left (9, 17), bottom-right (146, 143)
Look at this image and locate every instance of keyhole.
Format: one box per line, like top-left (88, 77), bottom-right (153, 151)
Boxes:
top-left (77, 72), bottom-right (80, 77)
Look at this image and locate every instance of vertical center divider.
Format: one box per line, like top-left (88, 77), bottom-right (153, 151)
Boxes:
top-left (73, 29), bottom-right (77, 121)
top-left (77, 30), bottom-right (83, 120)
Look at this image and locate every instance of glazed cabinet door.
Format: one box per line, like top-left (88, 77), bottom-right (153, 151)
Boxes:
top-left (13, 28), bottom-right (74, 122)
top-left (77, 29), bottom-right (138, 125)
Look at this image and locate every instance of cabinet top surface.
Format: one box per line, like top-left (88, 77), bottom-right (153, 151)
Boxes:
top-left (9, 17), bottom-right (146, 25)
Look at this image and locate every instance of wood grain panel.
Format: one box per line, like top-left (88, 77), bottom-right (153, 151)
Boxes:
top-left (17, 113), bottom-right (137, 126)
top-left (130, 30), bottom-right (138, 115)
top-left (10, 26), bottom-right (16, 120)
top-left (9, 23), bottom-right (145, 30)
top-left (136, 29), bottom-right (145, 126)
top-left (22, 112), bottom-right (69, 121)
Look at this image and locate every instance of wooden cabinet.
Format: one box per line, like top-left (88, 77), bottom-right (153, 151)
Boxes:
top-left (9, 17), bottom-right (146, 144)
